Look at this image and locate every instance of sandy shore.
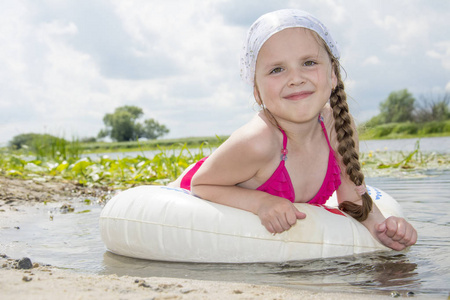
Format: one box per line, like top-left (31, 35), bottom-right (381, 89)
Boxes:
top-left (0, 256), bottom-right (388, 300)
top-left (0, 176), bottom-right (389, 299)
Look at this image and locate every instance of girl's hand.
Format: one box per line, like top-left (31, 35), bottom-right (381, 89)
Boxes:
top-left (375, 216), bottom-right (417, 250)
top-left (257, 197), bottom-right (306, 234)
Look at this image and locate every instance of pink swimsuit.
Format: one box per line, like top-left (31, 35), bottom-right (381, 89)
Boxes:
top-left (180, 116), bottom-right (341, 205)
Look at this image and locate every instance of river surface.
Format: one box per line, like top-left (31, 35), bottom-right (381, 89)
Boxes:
top-left (359, 136), bottom-right (450, 153)
top-left (86, 136), bottom-right (450, 159)
top-left (1, 169), bottom-right (449, 298)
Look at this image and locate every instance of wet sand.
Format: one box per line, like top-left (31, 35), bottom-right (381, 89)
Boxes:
top-left (0, 256), bottom-right (388, 300)
top-left (0, 176), bottom-right (389, 299)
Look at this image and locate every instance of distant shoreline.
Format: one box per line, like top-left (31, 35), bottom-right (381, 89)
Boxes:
top-left (2, 131), bottom-right (449, 155)
top-left (79, 133), bottom-right (450, 155)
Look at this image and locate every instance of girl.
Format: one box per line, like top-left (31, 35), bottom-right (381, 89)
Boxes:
top-left (170, 9), bottom-right (417, 251)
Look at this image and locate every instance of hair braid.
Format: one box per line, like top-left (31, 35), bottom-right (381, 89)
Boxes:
top-left (329, 60), bottom-right (373, 221)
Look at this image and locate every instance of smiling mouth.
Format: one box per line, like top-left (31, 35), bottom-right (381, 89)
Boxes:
top-left (284, 91), bottom-right (314, 100)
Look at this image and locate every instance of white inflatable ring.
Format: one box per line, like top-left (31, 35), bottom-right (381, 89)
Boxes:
top-left (100, 185), bottom-right (404, 263)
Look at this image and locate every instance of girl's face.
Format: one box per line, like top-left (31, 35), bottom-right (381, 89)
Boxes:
top-left (254, 28), bottom-right (337, 127)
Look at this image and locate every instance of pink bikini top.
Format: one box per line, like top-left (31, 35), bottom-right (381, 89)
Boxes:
top-left (180, 116), bottom-right (341, 205)
top-left (256, 116), bottom-right (341, 204)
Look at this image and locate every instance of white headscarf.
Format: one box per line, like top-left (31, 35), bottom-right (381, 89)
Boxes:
top-left (240, 9), bottom-right (340, 85)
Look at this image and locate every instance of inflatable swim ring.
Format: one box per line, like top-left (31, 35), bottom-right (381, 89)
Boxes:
top-left (100, 185), bottom-right (404, 263)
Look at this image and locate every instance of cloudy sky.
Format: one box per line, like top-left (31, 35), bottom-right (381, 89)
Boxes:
top-left (1, 0), bottom-right (449, 144)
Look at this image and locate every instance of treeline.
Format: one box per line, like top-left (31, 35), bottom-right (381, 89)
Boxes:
top-left (359, 89), bottom-right (450, 139)
top-left (8, 105), bottom-right (171, 152)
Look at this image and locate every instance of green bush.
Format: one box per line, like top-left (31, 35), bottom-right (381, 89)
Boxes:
top-left (444, 120), bottom-right (450, 132)
top-left (8, 133), bottom-right (81, 161)
top-left (9, 133), bottom-right (64, 150)
top-left (370, 123), bottom-right (397, 138)
top-left (419, 121), bottom-right (447, 134)
top-left (392, 122), bottom-right (419, 135)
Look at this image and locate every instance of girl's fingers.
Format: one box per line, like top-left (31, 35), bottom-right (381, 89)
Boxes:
top-left (377, 217), bottom-right (418, 250)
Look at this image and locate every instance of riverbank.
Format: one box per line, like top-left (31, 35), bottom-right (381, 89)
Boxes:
top-left (0, 176), bottom-right (394, 300)
top-left (2, 252), bottom-right (392, 300)
top-left (0, 255), bottom-right (390, 300)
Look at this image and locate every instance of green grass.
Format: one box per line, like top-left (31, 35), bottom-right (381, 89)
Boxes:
top-left (81, 135), bottom-right (228, 154)
top-left (358, 120), bottom-right (450, 140)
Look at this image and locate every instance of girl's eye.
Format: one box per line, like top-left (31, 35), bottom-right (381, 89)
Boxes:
top-left (304, 61), bottom-right (317, 67)
top-left (270, 67), bottom-right (284, 74)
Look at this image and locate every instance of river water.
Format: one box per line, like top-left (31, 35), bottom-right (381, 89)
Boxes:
top-left (1, 138), bottom-right (449, 298)
top-left (87, 136), bottom-right (450, 159)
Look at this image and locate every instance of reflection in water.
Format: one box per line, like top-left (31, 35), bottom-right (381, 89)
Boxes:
top-left (101, 251), bottom-right (421, 295)
top-left (350, 254), bottom-right (419, 291)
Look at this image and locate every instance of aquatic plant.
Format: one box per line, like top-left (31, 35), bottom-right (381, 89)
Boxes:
top-left (0, 142), bottom-right (211, 189)
top-left (360, 140), bottom-right (449, 177)
top-left (0, 139), bottom-right (448, 188)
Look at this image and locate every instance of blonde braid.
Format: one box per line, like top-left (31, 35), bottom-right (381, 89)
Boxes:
top-left (329, 60), bottom-right (373, 221)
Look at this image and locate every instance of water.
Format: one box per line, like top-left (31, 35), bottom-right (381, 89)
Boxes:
top-left (85, 136), bottom-right (450, 160)
top-left (360, 136), bottom-right (450, 154)
top-left (1, 171), bottom-right (449, 298)
top-left (83, 146), bottom-right (215, 159)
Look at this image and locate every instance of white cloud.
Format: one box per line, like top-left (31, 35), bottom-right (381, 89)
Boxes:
top-left (0, 0), bottom-right (449, 143)
top-left (427, 41), bottom-right (450, 70)
top-left (362, 56), bottom-right (380, 66)
top-left (370, 9), bottom-right (430, 44)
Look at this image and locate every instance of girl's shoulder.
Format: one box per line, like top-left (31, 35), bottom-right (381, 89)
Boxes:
top-left (225, 113), bottom-right (281, 161)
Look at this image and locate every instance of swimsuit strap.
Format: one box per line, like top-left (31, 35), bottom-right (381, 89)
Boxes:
top-left (318, 115), bottom-right (333, 149)
top-left (278, 126), bottom-right (288, 161)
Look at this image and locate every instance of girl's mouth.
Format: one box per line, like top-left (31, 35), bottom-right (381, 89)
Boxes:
top-left (284, 91), bottom-right (314, 100)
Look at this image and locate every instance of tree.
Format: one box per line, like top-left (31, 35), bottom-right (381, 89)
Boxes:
top-left (414, 93), bottom-right (450, 122)
top-left (98, 105), bottom-right (170, 141)
top-left (379, 89), bottom-right (415, 123)
top-left (366, 89), bottom-right (416, 126)
top-left (141, 118), bottom-right (170, 139)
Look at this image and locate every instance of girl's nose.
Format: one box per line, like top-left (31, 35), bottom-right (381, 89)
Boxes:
top-left (288, 69), bottom-right (305, 86)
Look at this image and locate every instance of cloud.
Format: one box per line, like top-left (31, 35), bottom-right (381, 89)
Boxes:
top-left (35, 1), bottom-right (181, 80)
top-left (362, 56), bottom-right (380, 66)
top-left (1, 0), bottom-right (450, 145)
top-left (427, 41), bottom-right (450, 70)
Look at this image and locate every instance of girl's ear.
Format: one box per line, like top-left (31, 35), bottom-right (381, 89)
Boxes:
top-left (253, 85), bottom-right (262, 106)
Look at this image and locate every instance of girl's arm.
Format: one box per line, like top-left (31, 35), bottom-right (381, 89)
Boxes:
top-left (192, 183), bottom-right (305, 233)
top-left (191, 123), bottom-right (305, 234)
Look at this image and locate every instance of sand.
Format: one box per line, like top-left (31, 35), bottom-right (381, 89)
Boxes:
top-left (0, 257), bottom-right (389, 300)
top-left (0, 176), bottom-right (388, 299)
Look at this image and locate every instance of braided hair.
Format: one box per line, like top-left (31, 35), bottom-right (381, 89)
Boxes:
top-left (329, 57), bottom-right (373, 221)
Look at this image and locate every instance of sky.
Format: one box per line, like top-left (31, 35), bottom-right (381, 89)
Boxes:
top-left (1, 0), bottom-right (449, 144)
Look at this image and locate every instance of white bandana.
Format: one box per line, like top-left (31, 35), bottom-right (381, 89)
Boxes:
top-left (240, 9), bottom-right (340, 85)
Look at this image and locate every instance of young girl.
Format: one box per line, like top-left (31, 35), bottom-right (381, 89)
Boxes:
top-left (170, 9), bottom-right (417, 251)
